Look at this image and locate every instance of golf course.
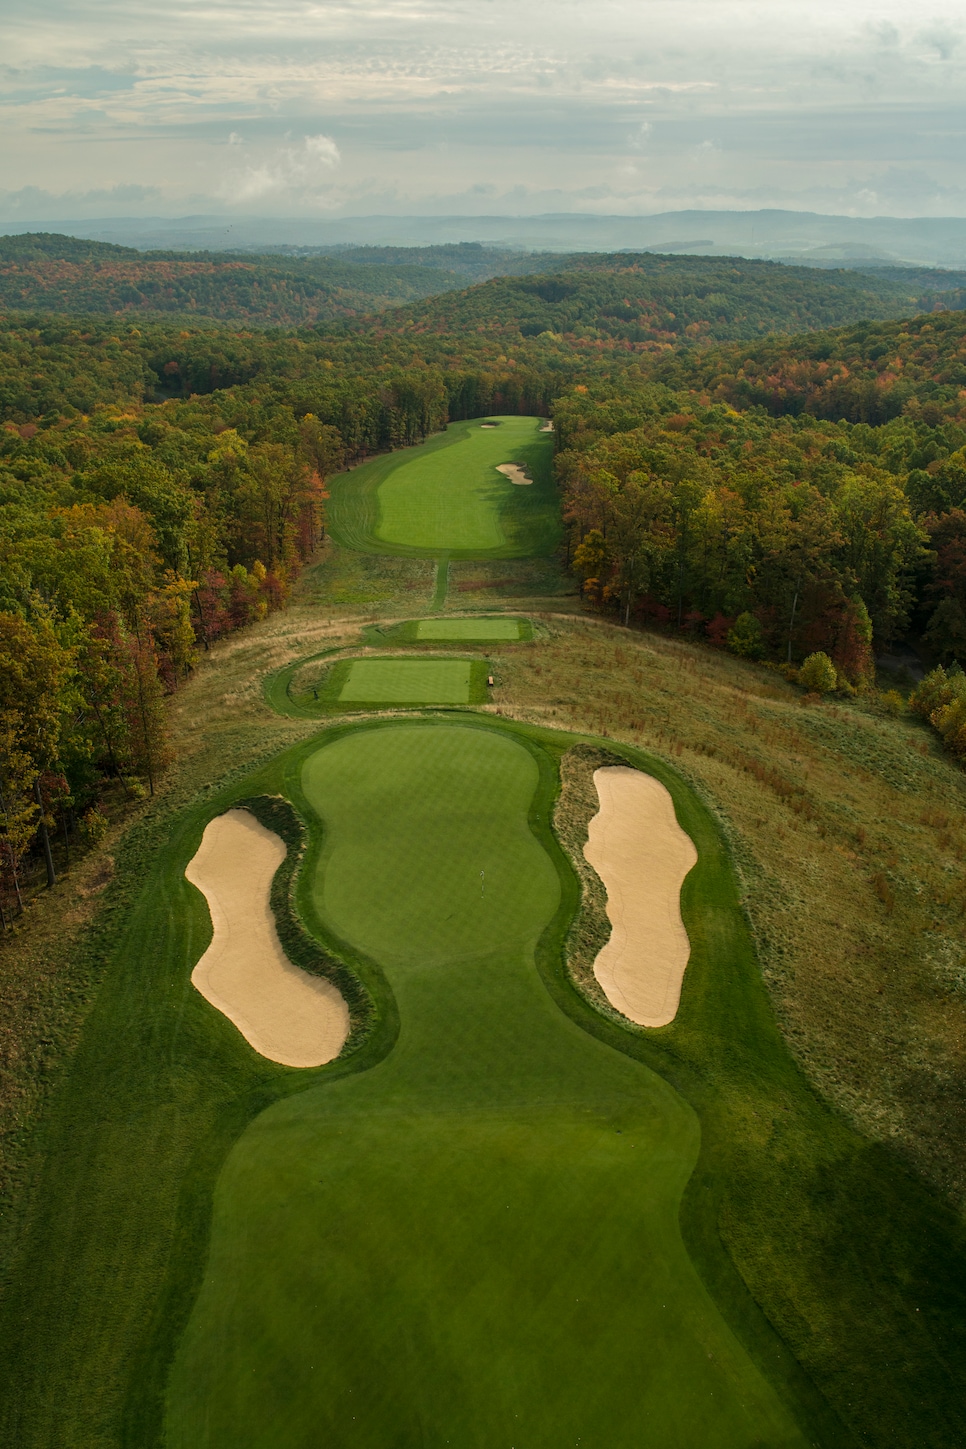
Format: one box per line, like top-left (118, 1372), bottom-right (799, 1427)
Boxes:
top-left (3, 412), bottom-right (965, 1449)
top-left (164, 720), bottom-right (806, 1448)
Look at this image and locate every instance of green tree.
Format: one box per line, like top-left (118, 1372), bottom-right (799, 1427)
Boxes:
top-left (728, 612), bottom-right (765, 659)
top-left (799, 651), bottom-right (838, 694)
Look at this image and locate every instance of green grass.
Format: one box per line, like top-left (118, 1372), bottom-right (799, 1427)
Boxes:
top-left (416, 615), bottom-right (525, 641)
top-left (362, 615), bottom-right (534, 647)
top-left (326, 417), bottom-right (561, 561)
top-left (281, 655), bottom-right (490, 712)
top-left (1, 713), bottom-right (963, 1449)
top-left (339, 656), bottom-right (473, 704)
top-left (163, 721), bottom-right (809, 1449)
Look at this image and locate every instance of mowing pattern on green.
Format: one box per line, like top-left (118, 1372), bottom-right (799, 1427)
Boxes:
top-left (338, 657), bottom-right (471, 704)
top-left (165, 722), bottom-right (808, 1449)
top-left (416, 616), bottom-right (522, 641)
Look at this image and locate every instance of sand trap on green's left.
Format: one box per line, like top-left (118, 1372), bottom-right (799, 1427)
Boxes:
top-left (339, 657), bottom-right (472, 704)
top-left (185, 809), bottom-right (349, 1067)
top-left (416, 617), bottom-right (522, 642)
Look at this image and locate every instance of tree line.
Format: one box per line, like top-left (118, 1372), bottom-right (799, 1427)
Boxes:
top-left (4, 277), bottom-right (966, 918)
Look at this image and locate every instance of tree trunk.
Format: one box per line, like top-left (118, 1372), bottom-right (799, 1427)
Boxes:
top-left (193, 588), bottom-right (210, 651)
top-left (34, 777), bottom-right (56, 887)
top-left (787, 584), bottom-right (800, 664)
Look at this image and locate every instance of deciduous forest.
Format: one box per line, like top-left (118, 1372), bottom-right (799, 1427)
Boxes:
top-left (2, 240), bottom-right (965, 919)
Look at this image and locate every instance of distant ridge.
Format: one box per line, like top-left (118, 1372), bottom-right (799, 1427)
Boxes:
top-left (3, 210), bottom-right (966, 266)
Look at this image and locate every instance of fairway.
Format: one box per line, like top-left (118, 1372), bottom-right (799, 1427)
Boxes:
top-left (338, 657), bottom-right (472, 703)
top-left (326, 416), bottom-right (560, 561)
top-left (415, 615), bottom-right (523, 641)
top-left (164, 721), bottom-right (809, 1449)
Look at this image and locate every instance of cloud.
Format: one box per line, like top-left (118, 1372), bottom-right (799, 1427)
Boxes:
top-left (225, 134), bottom-right (341, 203)
top-left (1, 1), bottom-right (966, 219)
top-left (916, 23), bottom-right (962, 61)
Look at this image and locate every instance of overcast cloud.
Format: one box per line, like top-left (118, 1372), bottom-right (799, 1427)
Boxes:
top-left (1, 0), bottom-right (965, 219)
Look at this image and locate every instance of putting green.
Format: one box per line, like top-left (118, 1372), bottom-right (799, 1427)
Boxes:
top-left (165, 722), bottom-right (808, 1449)
top-left (416, 616), bottom-right (523, 641)
top-left (326, 416), bottom-right (560, 560)
top-left (339, 657), bottom-right (472, 704)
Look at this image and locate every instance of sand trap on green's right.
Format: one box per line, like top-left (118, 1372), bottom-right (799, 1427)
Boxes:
top-left (339, 657), bottom-right (472, 704)
top-left (416, 617), bottom-right (522, 642)
top-left (584, 767), bottom-right (698, 1027)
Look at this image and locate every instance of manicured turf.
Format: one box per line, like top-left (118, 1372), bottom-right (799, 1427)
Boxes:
top-left (416, 615), bottom-right (523, 641)
top-left (164, 722), bottom-right (808, 1449)
top-left (326, 416), bottom-right (560, 560)
top-left (278, 654), bottom-right (490, 712)
top-left (339, 656), bottom-right (472, 704)
top-left (3, 717), bottom-right (964, 1449)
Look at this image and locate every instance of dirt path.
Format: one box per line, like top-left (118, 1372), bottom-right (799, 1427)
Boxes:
top-left (186, 809), bottom-right (349, 1067)
top-left (583, 767), bottom-right (697, 1027)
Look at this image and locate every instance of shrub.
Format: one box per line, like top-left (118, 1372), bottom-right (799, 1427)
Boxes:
top-left (910, 665), bottom-right (966, 720)
top-left (933, 695), bottom-right (966, 759)
top-left (798, 652), bottom-right (838, 694)
top-left (77, 807), bottom-right (109, 847)
top-left (727, 612), bottom-right (765, 659)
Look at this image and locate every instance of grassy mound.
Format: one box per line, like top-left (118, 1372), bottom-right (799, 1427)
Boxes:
top-left (326, 417), bottom-right (559, 560)
top-left (164, 719), bottom-right (810, 1449)
top-left (338, 656), bottom-right (473, 704)
top-left (415, 615), bottom-right (526, 641)
top-left (282, 654), bottom-right (491, 711)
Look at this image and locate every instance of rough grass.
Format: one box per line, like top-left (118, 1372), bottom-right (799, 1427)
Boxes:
top-left (553, 743), bottom-right (631, 1018)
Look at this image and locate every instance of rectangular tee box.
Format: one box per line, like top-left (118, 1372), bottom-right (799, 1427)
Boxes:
top-left (339, 658), bottom-right (473, 704)
top-left (416, 617), bottom-right (522, 642)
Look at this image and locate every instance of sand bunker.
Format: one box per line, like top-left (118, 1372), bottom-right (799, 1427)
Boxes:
top-left (539, 421), bottom-right (554, 432)
top-left (583, 767), bottom-right (697, 1027)
top-left (185, 809), bottom-right (349, 1067)
top-left (480, 422), bottom-right (499, 429)
top-left (496, 462), bottom-right (532, 486)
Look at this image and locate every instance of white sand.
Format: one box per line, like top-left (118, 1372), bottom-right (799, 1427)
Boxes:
top-left (583, 767), bottom-right (698, 1027)
top-left (496, 462), bottom-right (532, 486)
top-left (539, 421), bottom-right (554, 432)
top-left (480, 423), bottom-right (499, 429)
top-left (185, 809), bottom-right (349, 1067)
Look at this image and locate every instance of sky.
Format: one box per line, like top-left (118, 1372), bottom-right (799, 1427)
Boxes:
top-left (2, 0), bottom-right (966, 221)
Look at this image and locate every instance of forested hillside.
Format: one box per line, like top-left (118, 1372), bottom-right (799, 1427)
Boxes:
top-left (2, 269), bottom-right (966, 924)
top-left (0, 234), bottom-right (472, 324)
top-left (3, 233), bottom-right (963, 334)
top-left (363, 256), bottom-right (964, 347)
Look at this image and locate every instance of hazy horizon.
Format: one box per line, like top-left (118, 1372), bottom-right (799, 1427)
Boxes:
top-left (2, 1), bottom-right (966, 226)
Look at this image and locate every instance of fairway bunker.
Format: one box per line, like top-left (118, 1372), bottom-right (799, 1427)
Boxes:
top-left (496, 462), bottom-right (532, 485)
top-left (186, 809), bottom-right (349, 1067)
top-left (584, 766), bottom-right (698, 1027)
